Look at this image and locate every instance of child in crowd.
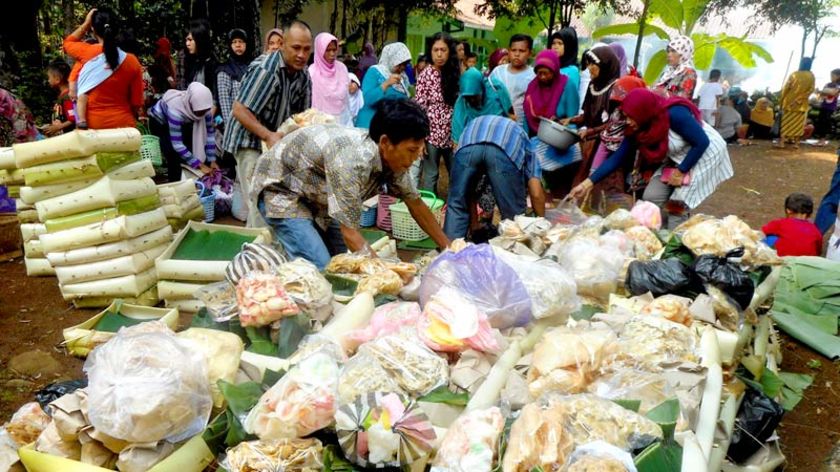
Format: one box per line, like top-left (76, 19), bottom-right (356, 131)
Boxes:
top-left (465, 52), bottom-right (478, 70)
top-left (490, 34), bottom-right (535, 131)
top-left (44, 60), bottom-right (76, 136)
top-left (762, 193), bottom-right (823, 257)
top-left (697, 68), bottom-right (723, 126)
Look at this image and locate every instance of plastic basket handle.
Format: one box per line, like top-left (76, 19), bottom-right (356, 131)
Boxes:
top-left (195, 181), bottom-right (207, 197)
top-left (418, 190), bottom-right (442, 208)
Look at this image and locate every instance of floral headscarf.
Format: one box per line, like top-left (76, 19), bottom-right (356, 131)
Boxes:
top-left (658, 35), bottom-right (695, 86)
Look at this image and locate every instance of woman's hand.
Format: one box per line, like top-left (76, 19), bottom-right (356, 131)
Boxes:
top-left (569, 179), bottom-right (594, 200)
top-left (83, 9), bottom-right (96, 30)
top-left (559, 118), bottom-right (571, 126)
top-left (43, 120), bottom-right (64, 137)
top-left (199, 164), bottom-right (213, 175)
top-left (667, 169), bottom-right (685, 187)
top-left (382, 73), bottom-right (401, 90)
top-left (210, 162), bottom-right (220, 171)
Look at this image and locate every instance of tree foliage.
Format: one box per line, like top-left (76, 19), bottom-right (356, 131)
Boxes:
top-left (592, 0), bottom-right (773, 82)
top-left (476, 0), bottom-right (632, 36)
top-left (360, 0), bottom-right (457, 42)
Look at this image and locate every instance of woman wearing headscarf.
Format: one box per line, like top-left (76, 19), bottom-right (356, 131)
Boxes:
top-left (149, 82), bottom-right (218, 182)
top-left (549, 27), bottom-right (581, 119)
top-left (347, 73), bottom-right (364, 124)
top-left (414, 32), bottom-right (460, 191)
top-left (571, 88), bottom-right (733, 228)
top-left (610, 43), bottom-right (629, 76)
top-left (452, 67), bottom-right (512, 142)
top-left (748, 97), bottom-right (774, 139)
top-left (524, 50), bottom-right (569, 136)
top-left (487, 48), bottom-right (509, 75)
top-left (217, 29), bottom-right (253, 134)
top-left (148, 37), bottom-right (176, 99)
top-left (358, 42), bottom-right (378, 81)
top-left (565, 46), bottom-right (621, 187)
top-left (654, 35), bottom-right (697, 99)
top-left (264, 28), bottom-right (283, 53)
top-left (778, 57), bottom-right (816, 149)
top-left (309, 32), bottom-right (352, 126)
top-left (355, 42), bottom-right (412, 129)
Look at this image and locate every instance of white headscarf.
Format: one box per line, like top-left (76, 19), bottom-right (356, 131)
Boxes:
top-left (348, 73), bottom-right (364, 121)
top-left (658, 35), bottom-right (695, 86)
top-left (371, 42), bottom-right (411, 95)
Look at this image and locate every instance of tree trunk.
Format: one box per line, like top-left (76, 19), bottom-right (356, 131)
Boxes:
top-left (341, 0), bottom-right (348, 39)
top-left (330, 0), bottom-right (338, 34)
top-left (41, 6), bottom-right (52, 38)
top-left (397, 7), bottom-right (408, 43)
top-left (633, 0), bottom-right (651, 68)
top-left (62, 0), bottom-right (74, 35)
top-left (801, 28), bottom-right (808, 61)
top-left (547, 3), bottom-right (557, 37)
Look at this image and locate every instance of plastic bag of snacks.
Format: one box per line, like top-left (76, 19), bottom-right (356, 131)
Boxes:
top-left (358, 334), bottom-right (449, 396)
top-left (245, 350), bottom-right (340, 440)
top-left (431, 407), bottom-right (505, 472)
top-left (236, 272), bottom-right (301, 327)
top-left (630, 200), bottom-right (662, 230)
top-left (84, 323), bottom-right (213, 443)
top-left (528, 325), bottom-right (617, 398)
top-left (225, 438), bottom-right (324, 472)
top-left (418, 287), bottom-right (499, 353)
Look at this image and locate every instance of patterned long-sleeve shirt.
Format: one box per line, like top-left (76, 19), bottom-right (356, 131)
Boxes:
top-left (217, 70), bottom-right (241, 127)
top-left (149, 100), bottom-right (216, 168)
top-left (414, 67), bottom-right (454, 149)
top-left (222, 52), bottom-right (311, 154)
top-left (250, 125), bottom-right (420, 230)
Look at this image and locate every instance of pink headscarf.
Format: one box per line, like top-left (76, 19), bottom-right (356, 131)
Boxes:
top-left (523, 50), bottom-right (568, 133)
top-left (308, 32), bottom-right (350, 116)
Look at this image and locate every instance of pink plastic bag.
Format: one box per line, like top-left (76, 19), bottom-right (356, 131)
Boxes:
top-left (347, 302), bottom-right (422, 346)
top-left (418, 287), bottom-right (499, 353)
top-left (630, 200), bottom-right (662, 230)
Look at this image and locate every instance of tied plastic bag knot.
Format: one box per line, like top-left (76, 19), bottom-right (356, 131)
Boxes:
top-left (693, 248), bottom-right (755, 311)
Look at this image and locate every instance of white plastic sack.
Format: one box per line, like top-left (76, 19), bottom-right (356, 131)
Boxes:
top-left (84, 323), bottom-right (212, 443)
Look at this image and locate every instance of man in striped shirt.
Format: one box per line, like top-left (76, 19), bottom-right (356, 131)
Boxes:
top-left (223, 20), bottom-right (313, 226)
top-left (443, 115), bottom-right (546, 240)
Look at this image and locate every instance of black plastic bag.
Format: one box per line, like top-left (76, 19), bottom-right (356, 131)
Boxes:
top-left (625, 259), bottom-right (697, 297)
top-left (693, 248), bottom-right (755, 311)
top-left (35, 379), bottom-right (87, 411)
top-left (727, 387), bottom-right (784, 463)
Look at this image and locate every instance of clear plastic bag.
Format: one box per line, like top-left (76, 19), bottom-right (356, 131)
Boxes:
top-left (195, 281), bottom-right (238, 321)
top-left (347, 301), bottom-right (422, 347)
top-left (544, 393), bottom-right (663, 451)
top-left (420, 244), bottom-right (533, 329)
top-left (358, 334), bottom-right (449, 396)
top-left (565, 441), bottom-right (637, 472)
top-left (603, 209), bottom-right (640, 231)
top-left (431, 407), bottom-right (505, 472)
top-left (599, 230), bottom-right (635, 257)
top-left (277, 258), bottom-right (334, 322)
top-left (245, 349), bottom-right (340, 440)
top-left (624, 226), bottom-right (664, 260)
top-left (225, 438), bottom-right (324, 472)
top-left (502, 402), bottom-right (573, 471)
top-left (528, 325), bottom-right (617, 399)
top-left (236, 272), bottom-right (301, 327)
top-left (557, 238), bottom-right (626, 303)
top-left (587, 368), bottom-right (675, 415)
top-left (493, 248), bottom-right (581, 320)
top-left (640, 294), bottom-right (693, 326)
top-left (6, 402), bottom-right (50, 446)
top-left (612, 316), bottom-right (699, 368)
top-left (630, 200), bottom-right (662, 230)
top-left (545, 197), bottom-right (589, 226)
top-left (418, 287), bottom-right (499, 353)
top-left (84, 323), bottom-right (213, 443)
top-left (338, 350), bottom-right (406, 404)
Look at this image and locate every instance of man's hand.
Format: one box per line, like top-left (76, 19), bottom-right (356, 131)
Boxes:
top-left (405, 197), bottom-right (450, 249)
top-left (667, 169), bottom-right (685, 187)
top-left (339, 224), bottom-right (372, 253)
top-left (570, 178), bottom-right (593, 200)
top-left (265, 131), bottom-right (284, 149)
top-left (199, 164), bottom-right (213, 175)
top-left (43, 121), bottom-right (64, 137)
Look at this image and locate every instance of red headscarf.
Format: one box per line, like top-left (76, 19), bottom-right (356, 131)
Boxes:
top-left (620, 88), bottom-right (701, 165)
top-left (524, 50), bottom-right (568, 133)
top-left (488, 48), bottom-right (508, 73)
top-left (609, 74), bottom-right (646, 103)
top-left (155, 37), bottom-right (171, 57)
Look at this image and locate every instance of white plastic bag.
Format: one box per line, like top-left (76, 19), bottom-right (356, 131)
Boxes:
top-left (83, 323), bottom-right (213, 443)
top-left (492, 248), bottom-right (581, 320)
top-left (557, 238), bottom-right (626, 302)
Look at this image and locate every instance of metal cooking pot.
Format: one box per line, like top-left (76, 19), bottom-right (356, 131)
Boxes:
top-left (537, 117), bottom-right (580, 152)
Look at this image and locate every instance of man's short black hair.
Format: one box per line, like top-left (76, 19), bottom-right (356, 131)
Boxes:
top-left (509, 34), bottom-right (533, 50)
top-left (369, 99), bottom-right (430, 145)
top-left (709, 69), bottom-right (721, 80)
top-left (785, 192), bottom-right (814, 215)
top-left (280, 20), bottom-right (312, 34)
top-left (47, 59), bottom-right (71, 82)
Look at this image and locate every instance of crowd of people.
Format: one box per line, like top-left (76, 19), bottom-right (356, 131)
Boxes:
top-left (1, 6), bottom-right (840, 269)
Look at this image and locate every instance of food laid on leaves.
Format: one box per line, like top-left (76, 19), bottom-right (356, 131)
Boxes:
top-left (0, 200), bottom-right (799, 472)
top-left (225, 438), bottom-right (323, 472)
top-left (679, 214), bottom-right (781, 267)
top-left (245, 351), bottom-right (340, 440)
top-left (235, 272), bottom-right (301, 327)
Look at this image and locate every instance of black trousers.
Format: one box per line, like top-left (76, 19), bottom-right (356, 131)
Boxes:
top-left (150, 115), bottom-right (194, 182)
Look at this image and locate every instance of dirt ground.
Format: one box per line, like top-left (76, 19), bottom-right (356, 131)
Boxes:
top-left (1, 140), bottom-right (839, 470)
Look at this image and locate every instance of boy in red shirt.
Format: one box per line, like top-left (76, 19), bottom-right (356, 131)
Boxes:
top-left (43, 60), bottom-right (76, 137)
top-left (762, 193), bottom-right (823, 257)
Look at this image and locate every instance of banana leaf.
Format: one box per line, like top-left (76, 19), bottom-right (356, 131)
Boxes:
top-left (770, 311), bottom-right (840, 359)
top-left (172, 228), bottom-right (255, 261)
